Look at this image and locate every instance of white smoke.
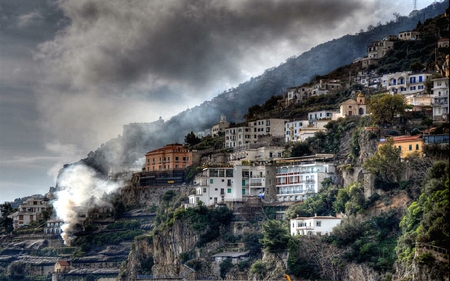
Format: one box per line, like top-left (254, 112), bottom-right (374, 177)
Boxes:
top-left (52, 163), bottom-right (121, 245)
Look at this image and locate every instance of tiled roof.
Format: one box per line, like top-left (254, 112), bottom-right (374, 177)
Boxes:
top-left (57, 260), bottom-right (70, 266)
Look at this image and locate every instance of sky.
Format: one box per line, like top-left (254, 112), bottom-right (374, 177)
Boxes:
top-left (0, 0), bottom-right (439, 203)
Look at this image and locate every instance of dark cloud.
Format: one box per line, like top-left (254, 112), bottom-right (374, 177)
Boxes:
top-left (1, 0), bottom-right (437, 202)
top-left (37, 0), bottom-right (367, 95)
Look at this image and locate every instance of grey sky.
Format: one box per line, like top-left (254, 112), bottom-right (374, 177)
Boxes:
top-left (0, 0), bottom-right (438, 202)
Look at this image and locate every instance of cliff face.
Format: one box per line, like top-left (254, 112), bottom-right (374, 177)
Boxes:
top-left (151, 220), bottom-right (200, 278)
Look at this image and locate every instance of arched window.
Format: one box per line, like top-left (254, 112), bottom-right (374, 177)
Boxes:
top-left (358, 108), bottom-right (364, 115)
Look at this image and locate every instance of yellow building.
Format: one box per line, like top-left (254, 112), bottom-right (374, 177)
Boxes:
top-left (378, 135), bottom-right (424, 159)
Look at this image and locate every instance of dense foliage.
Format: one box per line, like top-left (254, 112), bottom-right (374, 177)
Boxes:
top-left (173, 203), bottom-right (233, 246)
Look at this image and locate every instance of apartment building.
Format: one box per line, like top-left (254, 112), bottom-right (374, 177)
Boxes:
top-left (382, 71), bottom-right (432, 95)
top-left (430, 77), bottom-right (449, 121)
top-left (8, 197), bottom-right (48, 229)
top-left (276, 161), bottom-right (335, 202)
top-left (225, 126), bottom-right (252, 148)
top-left (188, 165), bottom-right (275, 206)
top-left (145, 143), bottom-right (192, 172)
top-left (226, 118), bottom-right (288, 148)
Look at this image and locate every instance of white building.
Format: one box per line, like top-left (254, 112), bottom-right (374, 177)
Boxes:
top-left (44, 220), bottom-right (64, 234)
top-left (285, 120), bottom-right (310, 142)
top-left (276, 161), bottom-right (335, 202)
top-left (308, 110), bottom-right (339, 121)
top-left (195, 129), bottom-right (211, 138)
top-left (189, 165), bottom-right (268, 206)
top-left (381, 71), bottom-right (431, 95)
top-left (290, 215), bottom-right (341, 236)
top-left (430, 77), bottom-right (449, 121)
top-left (9, 197), bottom-right (48, 229)
top-left (285, 119), bottom-right (330, 142)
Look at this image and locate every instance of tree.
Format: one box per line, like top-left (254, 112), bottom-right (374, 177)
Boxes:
top-left (363, 138), bottom-right (403, 183)
top-left (259, 220), bottom-right (290, 253)
top-left (290, 141), bottom-right (312, 157)
top-left (368, 94), bottom-right (407, 125)
top-left (1, 203), bottom-right (14, 234)
top-left (184, 131), bottom-right (201, 148)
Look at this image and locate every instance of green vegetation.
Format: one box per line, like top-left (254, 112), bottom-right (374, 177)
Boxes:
top-left (368, 94), bottom-right (407, 126)
top-left (259, 220), bottom-right (289, 253)
top-left (363, 138), bottom-right (402, 183)
top-left (397, 162), bottom-right (449, 261)
top-left (172, 203), bottom-right (233, 246)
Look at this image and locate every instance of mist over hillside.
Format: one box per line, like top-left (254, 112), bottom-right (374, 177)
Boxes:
top-left (76, 1), bottom-right (447, 176)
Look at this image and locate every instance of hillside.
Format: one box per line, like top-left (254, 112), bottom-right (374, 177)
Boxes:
top-left (78, 1), bottom-right (448, 175)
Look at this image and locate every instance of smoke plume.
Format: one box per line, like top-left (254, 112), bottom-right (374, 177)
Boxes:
top-left (52, 163), bottom-right (121, 245)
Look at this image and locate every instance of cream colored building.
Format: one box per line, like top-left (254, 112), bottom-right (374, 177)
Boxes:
top-left (398, 30), bottom-right (420, 41)
top-left (211, 114), bottom-right (230, 137)
top-left (339, 92), bottom-right (368, 117)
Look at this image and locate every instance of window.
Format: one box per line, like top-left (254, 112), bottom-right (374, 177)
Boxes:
top-left (242, 189), bottom-right (246, 195)
top-left (227, 188), bottom-right (232, 193)
top-left (416, 144), bottom-right (419, 150)
top-left (203, 188), bottom-right (206, 193)
top-left (210, 179), bottom-right (213, 184)
top-left (316, 221), bottom-right (321, 227)
top-left (409, 144), bottom-right (412, 151)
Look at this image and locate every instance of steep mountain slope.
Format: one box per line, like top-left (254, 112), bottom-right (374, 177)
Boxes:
top-left (78, 1), bottom-right (447, 175)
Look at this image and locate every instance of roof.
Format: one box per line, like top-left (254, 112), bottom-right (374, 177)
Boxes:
top-left (212, 251), bottom-right (250, 258)
top-left (386, 135), bottom-right (423, 143)
top-left (292, 215), bottom-right (341, 220)
top-left (57, 260), bottom-right (70, 266)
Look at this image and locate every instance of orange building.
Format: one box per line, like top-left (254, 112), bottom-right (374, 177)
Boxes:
top-left (378, 135), bottom-right (424, 159)
top-left (145, 143), bottom-right (192, 172)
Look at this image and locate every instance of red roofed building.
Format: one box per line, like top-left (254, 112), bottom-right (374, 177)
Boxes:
top-left (378, 135), bottom-right (424, 159)
top-left (54, 260), bottom-right (70, 273)
top-left (145, 143), bottom-right (192, 172)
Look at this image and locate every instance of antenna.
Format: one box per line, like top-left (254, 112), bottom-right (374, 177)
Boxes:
top-left (413, 0), bottom-right (417, 10)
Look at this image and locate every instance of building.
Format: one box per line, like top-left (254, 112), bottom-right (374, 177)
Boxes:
top-left (430, 77), bottom-right (449, 121)
top-left (311, 80), bottom-right (341, 95)
top-left (381, 71), bottom-right (432, 95)
top-left (290, 215), bottom-right (341, 236)
top-left (276, 160), bottom-right (335, 202)
top-left (212, 251), bottom-right (250, 264)
top-left (285, 120), bottom-right (310, 142)
top-left (189, 165), bottom-right (270, 206)
top-left (54, 261), bottom-right (70, 273)
top-left (228, 145), bottom-right (284, 165)
top-left (225, 118), bottom-right (288, 148)
top-left (225, 126), bottom-right (252, 148)
top-left (339, 92), bottom-right (368, 117)
top-left (378, 135), bottom-right (424, 159)
top-left (144, 143), bottom-right (192, 172)
top-left (405, 92), bottom-right (431, 111)
top-left (44, 220), bottom-right (64, 234)
top-left (398, 30), bottom-right (420, 41)
top-left (438, 38), bottom-right (449, 48)
top-left (308, 110), bottom-right (339, 121)
top-left (211, 114), bottom-right (230, 137)
top-left (8, 197), bottom-right (48, 229)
